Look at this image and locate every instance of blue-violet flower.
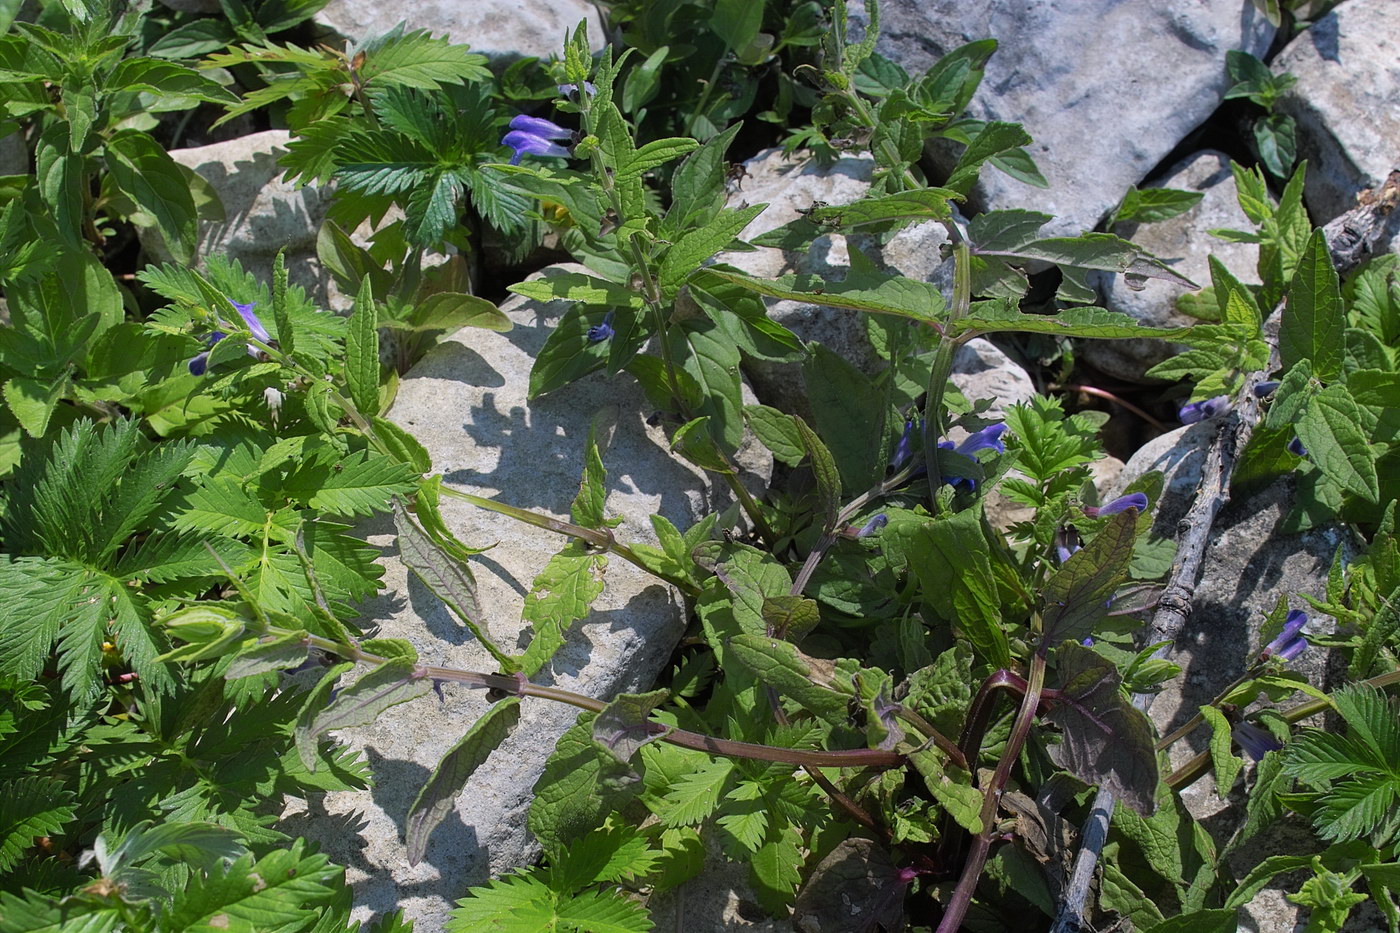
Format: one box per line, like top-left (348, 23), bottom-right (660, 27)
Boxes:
top-left (231, 300), bottom-right (271, 343)
top-left (587, 310), bottom-right (615, 343)
top-left (187, 330), bottom-right (226, 376)
top-left (890, 419), bottom-right (916, 471)
top-left (1232, 721), bottom-right (1283, 761)
top-left (1287, 436), bottom-right (1307, 457)
top-left (1262, 609), bottom-right (1309, 662)
top-left (1253, 381), bottom-right (1280, 398)
top-left (939, 423), bottom-right (1007, 488)
top-left (1178, 395), bottom-right (1230, 424)
top-left (1083, 492), bottom-right (1150, 518)
top-left (855, 514), bottom-right (888, 538)
top-left (503, 114), bottom-right (573, 165)
top-left (557, 82), bottom-right (597, 99)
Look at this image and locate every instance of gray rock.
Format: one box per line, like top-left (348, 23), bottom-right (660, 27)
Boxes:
top-left (852, 1), bottom-right (1274, 237)
top-left (722, 148), bottom-right (1033, 417)
top-left (1087, 151), bottom-right (1259, 382)
top-left (1273, 0), bottom-right (1400, 223)
top-left (1116, 425), bottom-right (1354, 933)
top-left (285, 266), bottom-right (771, 932)
top-left (0, 129), bottom-right (25, 176)
top-left (315, 0), bottom-right (606, 62)
top-left (159, 131), bottom-right (341, 306)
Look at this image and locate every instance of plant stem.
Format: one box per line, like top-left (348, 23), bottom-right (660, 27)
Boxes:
top-left (936, 654), bottom-right (1046, 933)
top-left (1052, 383), bottom-right (1166, 431)
top-left (300, 634), bottom-right (906, 770)
top-left (436, 485), bottom-right (700, 597)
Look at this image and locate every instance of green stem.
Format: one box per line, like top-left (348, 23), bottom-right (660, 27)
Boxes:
top-left (300, 635), bottom-right (905, 770)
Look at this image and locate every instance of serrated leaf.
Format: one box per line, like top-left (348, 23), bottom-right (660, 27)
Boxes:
top-left (106, 131), bottom-right (198, 265)
top-left (359, 30), bottom-right (490, 90)
top-left (1200, 705), bottom-right (1246, 798)
top-left (282, 449), bottom-right (419, 517)
top-left (162, 839), bottom-right (340, 931)
top-left (1296, 385), bottom-right (1379, 504)
top-left (530, 713), bottom-right (639, 856)
top-left (519, 542), bottom-right (606, 676)
top-left (1281, 228), bottom-right (1345, 381)
top-left (1047, 642), bottom-right (1159, 815)
top-left (345, 278), bottom-right (379, 416)
top-left (406, 697), bottom-right (520, 865)
top-left (750, 828), bottom-right (804, 915)
top-left (0, 777), bottom-right (74, 872)
top-left (1040, 511), bottom-right (1138, 646)
top-left (3, 376), bottom-right (63, 438)
top-left (656, 758), bottom-right (734, 827)
top-left (658, 204), bottom-right (765, 297)
top-left (1112, 186), bottom-right (1204, 226)
top-left (727, 634), bottom-right (848, 725)
top-left (697, 264), bottom-right (945, 325)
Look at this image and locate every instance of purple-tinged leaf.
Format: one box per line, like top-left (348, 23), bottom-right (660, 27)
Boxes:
top-left (303, 660), bottom-right (433, 768)
top-left (406, 697), bottom-right (521, 865)
top-left (1040, 511), bottom-right (1137, 646)
top-left (792, 838), bottom-right (905, 933)
top-left (1047, 641), bottom-right (1160, 815)
top-left (592, 689), bottom-right (670, 767)
top-left (392, 498), bottom-right (488, 649)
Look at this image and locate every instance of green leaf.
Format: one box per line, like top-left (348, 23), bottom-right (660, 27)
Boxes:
top-left (728, 634), bottom-right (848, 725)
top-left (1281, 228), bottom-right (1346, 382)
top-left (803, 342), bottom-right (885, 493)
top-left (658, 204), bottom-right (765, 298)
top-left (400, 292), bottom-right (511, 333)
top-left (1040, 511), bottom-right (1138, 646)
top-left (1138, 909), bottom-right (1238, 933)
top-left (519, 542), bottom-right (607, 676)
top-left (698, 263), bottom-right (946, 326)
top-left (0, 777), bottom-right (74, 872)
top-left (1200, 705), bottom-right (1246, 796)
top-left (528, 305), bottom-right (611, 399)
top-left (955, 301), bottom-right (1194, 342)
top-left (162, 839), bottom-right (341, 931)
top-left (1112, 186), bottom-right (1205, 225)
top-left (105, 131), bottom-right (199, 265)
top-left (35, 123), bottom-right (84, 250)
top-left (392, 499), bottom-right (508, 669)
top-left (3, 376), bottom-right (63, 438)
top-left (572, 419), bottom-right (608, 528)
top-left (373, 417), bottom-right (432, 473)
top-left (106, 58), bottom-right (238, 104)
top-left (406, 697), bottom-right (521, 865)
top-left (593, 689), bottom-right (669, 766)
top-left (656, 757), bottom-right (735, 827)
top-left (759, 595), bottom-right (820, 640)
top-left (794, 416), bottom-right (841, 528)
top-left (530, 713), bottom-right (639, 855)
top-left (665, 122), bottom-right (742, 236)
top-left (359, 29), bottom-right (490, 90)
top-left (282, 449), bottom-right (419, 517)
top-left (751, 827), bottom-right (804, 915)
top-left (712, 0), bottom-right (765, 52)
top-left (885, 509), bottom-right (1011, 668)
top-left (1296, 385), bottom-right (1379, 504)
top-left (946, 121), bottom-right (1033, 194)
top-left (272, 249), bottom-right (294, 357)
top-left (345, 278), bottom-right (380, 416)
top-left (744, 405), bottom-right (806, 466)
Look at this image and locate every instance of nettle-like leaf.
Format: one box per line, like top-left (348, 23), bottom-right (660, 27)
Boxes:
top-left (0, 776), bottom-right (75, 872)
top-left (1040, 510), bottom-right (1138, 646)
top-left (162, 839), bottom-right (342, 929)
top-left (518, 542), bottom-right (607, 677)
top-left (1283, 683), bottom-right (1400, 845)
top-left (1046, 642), bottom-right (1159, 815)
top-left (530, 713), bottom-right (642, 856)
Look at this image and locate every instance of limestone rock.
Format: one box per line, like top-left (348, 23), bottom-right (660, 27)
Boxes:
top-left (0, 129), bottom-right (25, 176)
top-left (156, 131), bottom-right (340, 305)
top-left (1087, 151), bottom-right (1259, 382)
top-left (721, 148), bottom-right (1033, 418)
top-left (853, 0), bottom-right (1274, 237)
top-left (1273, 0), bottom-right (1400, 223)
top-left (1115, 426), bottom-right (1353, 932)
top-left (315, 0), bottom-right (606, 62)
top-left (284, 266), bottom-right (770, 932)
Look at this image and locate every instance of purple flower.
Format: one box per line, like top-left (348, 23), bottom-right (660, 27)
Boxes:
top-left (1253, 381), bottom-right (1280, 398)
top-left (1056, 543), bottom-right (1079, 565)
top-left (503, 114), bottom-right (573, 165)
top-left (1287, 436), bottom-right (1307, 457)
top-left (230, 300), bottom-right (270, 343)
top-left (1232, 720), bottom-right (1283, 761)
top-left (1083, 492), bottom-right (1150, 519)
top-left (1179, 395), bottom-right (1231, 424)
top-left (587, 310), bottom-right (615, 343)
top-left (938, 423), bottom-right (1007, 488)
top-left (557, 82), bottom-right (597, 99)
top-left (890, 419), bottom-right (916, 471)
top-left (187, 330), bottom-right (226, 376)
top-left (855, 514), bottom-right (888, 538)
top-left (1262, 609), bottom-right (1309, 662)
top-left (1081, 636), bottom-right (1095, 647)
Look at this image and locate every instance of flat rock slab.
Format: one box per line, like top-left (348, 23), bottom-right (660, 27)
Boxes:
top-left (1087, 150), bottom-right (1258, 382)
top-left (285, 268), bottom-right (769, 932)
top-left (1274, 0), bottom-right (1400, 223)
top-left (315, 0), bottom-right (606, 62)
top-left (854, 0), bottom-right (1274, 236)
